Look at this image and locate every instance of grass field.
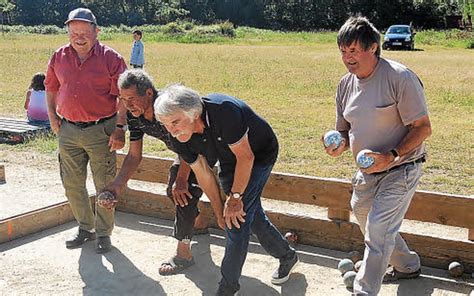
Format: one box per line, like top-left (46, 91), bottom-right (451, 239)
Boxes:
top-left (0, 31), bottom-right (472, 195)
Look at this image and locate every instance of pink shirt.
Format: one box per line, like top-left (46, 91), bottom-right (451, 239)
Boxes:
top-left (45, 41), bottom-right (126, 122)
top-left (27, 90), bottom-right (49, 121)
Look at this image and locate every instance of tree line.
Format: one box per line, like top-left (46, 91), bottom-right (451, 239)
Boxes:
top-left (1, 0), bottom-right (473, 30)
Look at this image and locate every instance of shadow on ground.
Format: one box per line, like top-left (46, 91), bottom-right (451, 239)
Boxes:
top-left (2, 211), bottom-right (473, 295)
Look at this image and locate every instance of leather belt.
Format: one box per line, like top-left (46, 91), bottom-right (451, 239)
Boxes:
top-left (63, 113), bottom-right (116, 128)
top-left (373, 156), bottom-right (426, 175)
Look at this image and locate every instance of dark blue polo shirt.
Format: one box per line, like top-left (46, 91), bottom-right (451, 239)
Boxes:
top-left (170, 93), bottom-right (279, 182)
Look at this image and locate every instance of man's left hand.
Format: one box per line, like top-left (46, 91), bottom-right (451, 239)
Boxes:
top-left (361, 151), bottom-right (393, 174)
top-left (223, 197), bottom-right (246, 229)
top-left (108, 128), bottom-right (126, 151)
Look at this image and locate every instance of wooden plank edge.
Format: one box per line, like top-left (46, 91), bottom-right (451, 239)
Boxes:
top-left (117, 189), bottom-right (474, 273)
top-left (117, 154), bottom-right (474, 230)
top-left (0, 164), bottom-right (5, 183)
top-left (0, 201), bottom-right (75, 244)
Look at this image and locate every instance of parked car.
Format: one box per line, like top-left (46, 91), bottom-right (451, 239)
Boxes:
top-left (382, 25), bottom-right (415, 50)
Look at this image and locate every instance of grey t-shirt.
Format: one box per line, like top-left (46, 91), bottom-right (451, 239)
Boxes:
top-left (335, 58), bottom-right (428, 169)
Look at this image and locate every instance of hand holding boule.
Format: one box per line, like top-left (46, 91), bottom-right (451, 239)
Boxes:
top-left (97, 190), bottom-right (118, 210)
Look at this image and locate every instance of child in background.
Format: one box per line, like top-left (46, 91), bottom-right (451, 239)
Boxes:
top-left (24, 72), bottom-right (49, 126)
top-left (130, 30), bottom-right (144, 68)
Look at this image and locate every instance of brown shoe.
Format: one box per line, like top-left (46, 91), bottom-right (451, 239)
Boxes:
top-left (66, 228), bottom-right (96, 249)
top-left (383, 266), bottom-right (421, 282)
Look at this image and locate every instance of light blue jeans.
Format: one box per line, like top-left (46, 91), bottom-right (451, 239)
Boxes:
top-left (351, 162), bottom-right (422, 296)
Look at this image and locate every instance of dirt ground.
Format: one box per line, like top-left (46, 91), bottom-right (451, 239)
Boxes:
top-left (1, 212), bottom-right (473, 296)
top-left (1, 150), bottom-right (474, 295)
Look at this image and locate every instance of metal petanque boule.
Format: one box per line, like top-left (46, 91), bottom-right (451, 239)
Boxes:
top-left (338, 258), bottom-right (354, 275)
top-left (323, 130), bottom-right (343, 149)
top-left (343, 270), bottom-right (357, 289)
top-left (356, 149), bottom-right (375, 169)
top-left (448, 261), bottom-right (464, 277)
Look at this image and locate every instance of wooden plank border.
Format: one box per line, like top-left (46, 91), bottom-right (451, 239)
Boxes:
top-left (0, 201), bottom-right (75, 244)
top-left (116, 188), bottom-right (474, 273)
top-left (0, 164), bottom-right (5, 183)
top-left (117, 154), bottom-right (474, 231)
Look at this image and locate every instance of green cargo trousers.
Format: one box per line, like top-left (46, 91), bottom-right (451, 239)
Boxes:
top-left (58, 117), bottom-right (117, 237)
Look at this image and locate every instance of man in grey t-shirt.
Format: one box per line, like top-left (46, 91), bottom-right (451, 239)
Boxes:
top-left (323, 17), bottom-right (432, 295)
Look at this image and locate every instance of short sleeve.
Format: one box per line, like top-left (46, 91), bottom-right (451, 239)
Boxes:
top-left (44, 53), bottom-right (60, 92)
top-left (217, 102), bottom-right (248, 145)
top-left (396, 70), bottom-right (428, 125)
top-left (335, 82), bottom-right (351, 132)
top-left (108, 54), bottom-right (127, 96)
top-left (127, 112), bottom-right (144, 141)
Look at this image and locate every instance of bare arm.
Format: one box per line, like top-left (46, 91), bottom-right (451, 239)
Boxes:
top-left (229, 134), bottom-right (254, 195)
top-left (190, 155), bottom-right (225, 229)
top-left (394, 115), bottom-right (432, 156)
top-left (364, 115), bottom-right (432, 174)
top-left (24, 90), bottom-right (31, 110)
top-left (108, 100), bottom-right (127, 151)
top-left (46, 91), bottom-right (61, 134)
top-left (105, 139), bottom-right (143, 195)
top-left (223, 134), bottom-right (254, 229)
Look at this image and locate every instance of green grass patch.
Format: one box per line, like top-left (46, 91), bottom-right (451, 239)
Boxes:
top-left (1, 32), bottom-right (473, 195)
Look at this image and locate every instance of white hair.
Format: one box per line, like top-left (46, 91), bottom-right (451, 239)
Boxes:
top-left (154, 84), bottom-right (203, 120)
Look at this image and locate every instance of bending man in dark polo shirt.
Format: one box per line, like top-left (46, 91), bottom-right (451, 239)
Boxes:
top-left (154, 84), bottom-right (298, 295)
top-left (45, 8), bottom-right (127, 253)
top-left (103, 69), bottom-right (225, 274)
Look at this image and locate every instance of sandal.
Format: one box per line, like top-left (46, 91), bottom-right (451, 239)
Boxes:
top-left (159, 256), bottom-right (195, 276)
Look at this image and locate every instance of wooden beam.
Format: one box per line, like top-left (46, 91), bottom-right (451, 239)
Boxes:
top-left (0, 164), bottom-right (5, 183)
top-left (0, 201), bottom-right (75, 244)
top-left (117, 187), bottom-right (175, 220)
top-left (405, 191), bottom-right (474, 229)
top-left (117, 154), bottom-right (474, 230)
top-left (116, 188), bottom-right (474, 273)
top-left (327, 208), bottom-right (350, 221)
top-left (117, 153), bottom-right (171, 184)
top-left (469, 229), bottom-right (474, 242)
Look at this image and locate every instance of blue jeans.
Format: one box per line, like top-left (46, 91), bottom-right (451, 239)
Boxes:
top-left (218, 164), bottom-right (294, 294)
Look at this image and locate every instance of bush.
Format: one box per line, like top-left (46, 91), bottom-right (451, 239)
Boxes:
top-left (219, 21), bottom-right (235, 38)
top-left (2, 25), bottom-right (64, 34)
top-left (181, 21), bottom-right (195, 31)
top-left (467, 40), bottom-right (474, 49)
top-left (163, 22), bottom-right (184, 35)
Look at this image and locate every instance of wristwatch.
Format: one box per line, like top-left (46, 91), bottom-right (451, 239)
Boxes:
top-left (116, 124), bottom-right (128, 131)
top-left (390, 149), bottom-right (400, 162)
top-left (230, 192), bottom-right (243, 200)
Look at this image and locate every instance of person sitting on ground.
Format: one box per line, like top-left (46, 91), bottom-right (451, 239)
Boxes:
top-left (24, 72), bottom-right (49, 126)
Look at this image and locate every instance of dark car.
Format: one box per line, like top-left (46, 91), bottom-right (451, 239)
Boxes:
top-left (382, 25), bottom-right (415, 50)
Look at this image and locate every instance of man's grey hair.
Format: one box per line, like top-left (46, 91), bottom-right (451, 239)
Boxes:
top-left (154, 84), bottom-right (203, 120)
top-left (118, 69), bottom-right (156, 96)
top-left (337, 16), bottom-right (381, 57)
